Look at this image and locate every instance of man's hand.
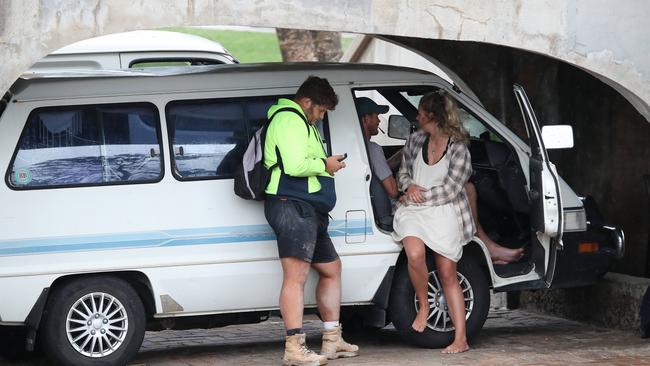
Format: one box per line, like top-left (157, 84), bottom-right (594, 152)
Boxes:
top-left (325, 155), bottom-right (346, 175)
top-left (406, 184), bottom-right (427, 203)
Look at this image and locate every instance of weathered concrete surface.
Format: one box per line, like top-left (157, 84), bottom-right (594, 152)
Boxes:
top-left (521, 273), bottom-right (650, 331)
top-left (4, 310), bottom-right (650, 365)
top-left (1, 0), bottom-right (649, 122)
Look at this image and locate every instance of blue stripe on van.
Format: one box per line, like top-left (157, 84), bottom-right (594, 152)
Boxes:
top-left (0, 220), bottom-right (373, 256)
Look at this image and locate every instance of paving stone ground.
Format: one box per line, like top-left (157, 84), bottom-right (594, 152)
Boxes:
top-left (130, 310), bottom-right (650, 366)
top-left (3, 309), bottom-right (650, 365)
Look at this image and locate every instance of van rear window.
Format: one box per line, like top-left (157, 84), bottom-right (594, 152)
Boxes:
top-left (7, 102), bottom-right (163, 189)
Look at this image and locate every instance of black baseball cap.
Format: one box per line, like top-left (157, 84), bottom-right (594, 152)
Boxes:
top-left (355, 97), bottom-right (389, 118)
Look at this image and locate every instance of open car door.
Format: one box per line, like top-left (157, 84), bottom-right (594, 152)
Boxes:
top-left (513, 84), bottom-right (563, 286)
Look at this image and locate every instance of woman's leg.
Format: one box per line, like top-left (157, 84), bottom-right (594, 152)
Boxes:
top-left (435, 254), bottom-right (469, 353)
top-left (402, 236), bottom-right (430, 332)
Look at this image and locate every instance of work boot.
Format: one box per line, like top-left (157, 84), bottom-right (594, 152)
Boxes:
top-left (321, 325), bottom-right (359, 359)
top-left (283, 333), bottom-right (328, 366)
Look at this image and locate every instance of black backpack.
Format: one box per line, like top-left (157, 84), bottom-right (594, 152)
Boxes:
top-left (233, 107), bottom-right (308, 200)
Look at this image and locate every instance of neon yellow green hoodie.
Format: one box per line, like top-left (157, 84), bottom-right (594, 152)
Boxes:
top-left (264, 98), bottom-right (336, 212)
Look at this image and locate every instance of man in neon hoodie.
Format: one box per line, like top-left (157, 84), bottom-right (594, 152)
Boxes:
top-left (264, 75), bottom-right (359, 365)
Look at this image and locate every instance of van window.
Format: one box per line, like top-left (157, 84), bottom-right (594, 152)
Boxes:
top-left (130, 58), bottom-right (226, 68)
top-left (7, 103), bottom-right (163, 189)
top-left (166, 96), bottom-right (282, 180)
top-left (354, 90), bottom-right (409, 148)
top-left (167, 96), bottom-right (331, 181)
top-left (398, 91), bottom-right (500, 142)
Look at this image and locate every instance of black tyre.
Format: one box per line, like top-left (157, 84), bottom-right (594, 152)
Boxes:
top-left (41, 276), bottom-right (146, 366)
top-left (388, 253), bottom-right (490, 348)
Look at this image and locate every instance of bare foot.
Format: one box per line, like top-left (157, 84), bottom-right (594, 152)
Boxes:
top-left (411, 308), bottom-right (428, 332)
top-left (441, 339), bottom-right (469, 354)
top-left (485, 239), bottom-right (524, 264)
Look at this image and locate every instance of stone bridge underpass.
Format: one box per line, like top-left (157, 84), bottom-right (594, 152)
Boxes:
top-left (2, 0), bottom-right (650, 330)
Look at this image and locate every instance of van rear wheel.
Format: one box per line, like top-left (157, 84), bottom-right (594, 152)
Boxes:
top-left (388, 254), bottom-right (490, 348)
top-left (41, 276), bottom-right (145, 366)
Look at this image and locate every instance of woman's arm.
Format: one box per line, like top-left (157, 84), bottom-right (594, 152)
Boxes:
top-left (396, 136), bottom-right (415, 192)
top-left (422, 142), bottom-right (472, 206)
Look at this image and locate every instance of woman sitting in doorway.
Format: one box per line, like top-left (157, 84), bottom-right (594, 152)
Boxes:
top-left (392, 90), bottom-right (474, 354)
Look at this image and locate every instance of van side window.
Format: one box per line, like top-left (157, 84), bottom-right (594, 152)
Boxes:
top-left (130, 58), bottom-right (226, 68)
top-left (398, 91), bottom-right (494, 140)
top-left (167, 96), bottom-right (291, 180)
top-left (354, 90), bottom-right (408, 149)
top-left (7, 103), bottom-right (162, 189)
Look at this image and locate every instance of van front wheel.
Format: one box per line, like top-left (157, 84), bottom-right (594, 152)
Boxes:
top-left (41, 276), bottom-right (146, 366)
top-left (388, 254), bottom-right (490, 348)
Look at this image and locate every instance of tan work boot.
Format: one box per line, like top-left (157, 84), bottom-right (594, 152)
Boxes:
top-left (283, 333), bottom-right (328, 366)
top-left (321, 325), bottom-right (359, 359)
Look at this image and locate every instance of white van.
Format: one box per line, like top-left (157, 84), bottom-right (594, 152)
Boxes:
top-left (0, 63), bottom-right (623, 365)
top-left (26, 30), bottom-right (238, 73)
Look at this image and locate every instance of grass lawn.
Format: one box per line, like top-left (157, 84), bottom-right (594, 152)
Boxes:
top-left (163, 27), bottom-right (354, 63)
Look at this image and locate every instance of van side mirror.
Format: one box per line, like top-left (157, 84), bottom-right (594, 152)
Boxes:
top-left (541, 125), bottom-right (574, 149)
top-left (388, 115), bottom-right (413, 140)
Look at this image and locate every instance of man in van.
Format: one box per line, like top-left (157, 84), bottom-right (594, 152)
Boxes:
top-left (264, 76), bottom-right (359, 365)
top-left (356, 97), bottom-right (399, 200)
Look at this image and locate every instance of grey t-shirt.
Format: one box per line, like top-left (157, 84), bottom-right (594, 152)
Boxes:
top-left (368, 141), bottom-right (392, 181)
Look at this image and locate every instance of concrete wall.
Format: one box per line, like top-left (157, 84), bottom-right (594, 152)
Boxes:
top-left (520, 273), bottom-right (650, 331)
top-left (1, 0), bottom-right (649, 124)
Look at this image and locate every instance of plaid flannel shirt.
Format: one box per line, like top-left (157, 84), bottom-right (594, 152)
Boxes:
top-left (397, 130), bottom-right (476, 245)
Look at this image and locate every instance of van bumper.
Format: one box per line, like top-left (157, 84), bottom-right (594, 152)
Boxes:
top-left (551, 222), bottom-right (625, 288)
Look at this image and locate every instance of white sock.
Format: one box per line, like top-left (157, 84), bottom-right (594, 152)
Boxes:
top-left (323, 321), bottom-right (339, 330)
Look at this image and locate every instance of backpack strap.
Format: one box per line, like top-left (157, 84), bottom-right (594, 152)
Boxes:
top-left (266, 107), bottom-right (310, 173)
top-left (267, 107), bottom-right (310, 136)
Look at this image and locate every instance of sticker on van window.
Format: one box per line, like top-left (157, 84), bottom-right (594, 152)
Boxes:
top-left (14, 168), bottom-right (32, 185)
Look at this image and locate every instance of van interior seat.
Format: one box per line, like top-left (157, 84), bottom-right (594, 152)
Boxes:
top-left (369, 173), bottom-right (393, 231)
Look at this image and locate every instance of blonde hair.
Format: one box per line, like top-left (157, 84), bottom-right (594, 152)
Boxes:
top-left (419, 91), bottom-right (469, 145)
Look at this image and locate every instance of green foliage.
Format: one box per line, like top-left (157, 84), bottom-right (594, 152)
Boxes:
top-left (162, 27), bottom-right (353, 64)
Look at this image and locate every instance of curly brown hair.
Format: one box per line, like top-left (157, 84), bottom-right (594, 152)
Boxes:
top-left (419, 90), bottom-right (469, 145)
top-left (295, 75), bottom-right (338, 109)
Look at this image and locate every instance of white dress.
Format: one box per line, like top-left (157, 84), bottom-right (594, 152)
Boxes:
top-left (392, 148), bottom-right (464, 262)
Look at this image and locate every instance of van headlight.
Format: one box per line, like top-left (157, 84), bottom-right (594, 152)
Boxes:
top-left (563, 208), bottom-right (587, 232)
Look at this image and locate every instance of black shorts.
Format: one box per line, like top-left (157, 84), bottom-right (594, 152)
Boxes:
top-left (264, 197), bottom-right (339, 263)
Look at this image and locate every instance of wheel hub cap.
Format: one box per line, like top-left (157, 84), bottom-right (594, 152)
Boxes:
top-left (414, 270), bottom-right (474, 332)
top-left (65, 292), bottom-right (129, 358)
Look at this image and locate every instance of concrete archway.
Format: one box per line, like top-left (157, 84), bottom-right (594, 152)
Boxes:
top-left (1, 0), bottom-right (649, 122)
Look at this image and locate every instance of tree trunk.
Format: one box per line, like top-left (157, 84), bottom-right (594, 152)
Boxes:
top-left (276, 28), bottom-right (317, 62)
top-left (313, 31), bottom-right (343, 62)
top-left (276, 28), bottom-right (342, 62)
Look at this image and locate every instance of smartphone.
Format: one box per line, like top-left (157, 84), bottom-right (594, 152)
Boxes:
top-left (338, 153), bottom-right (348, 162)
